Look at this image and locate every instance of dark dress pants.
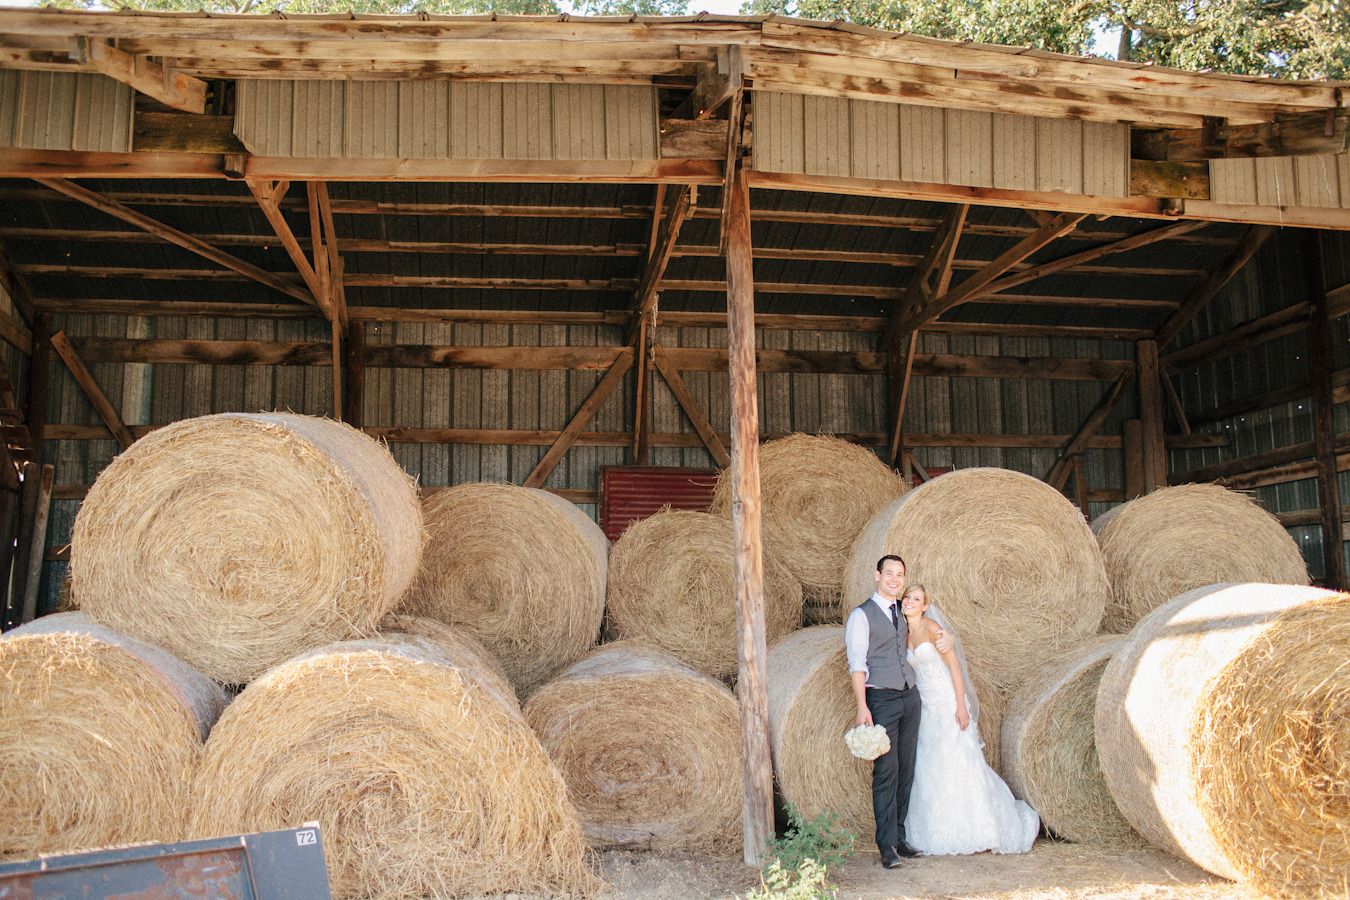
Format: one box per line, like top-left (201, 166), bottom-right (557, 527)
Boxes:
top-left (866, 685), bottom-right (922, 856)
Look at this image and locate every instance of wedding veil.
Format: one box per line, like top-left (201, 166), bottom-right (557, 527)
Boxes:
top-left (924, 601), bottom-right (981, 729)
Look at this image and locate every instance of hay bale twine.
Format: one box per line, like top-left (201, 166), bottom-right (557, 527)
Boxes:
top-left (1094, 484), bottom-right (1309, 633)
top-left (766, 625), bottom-right (872, 839)
top-left (524, 642), bottom-right (743, 853)
top-left (606, 509), bottom-right (802, 678)
top-left (1096, 583), bottom-right (1346, 894)
top-left (70, 412), bottom-right (422, 684)
top-left (1001, 635), bottom-right (1141, 845)
top-left (190, 634), bottom-right (600, 899)
top-left (399, 483), bottom-right (607, 695)
top-left (0, 612), bottom-right (226, 860)
top-left (844, 467), bottom-right (1109, 766)
top-left (712, 434), bottom-right (908, 621)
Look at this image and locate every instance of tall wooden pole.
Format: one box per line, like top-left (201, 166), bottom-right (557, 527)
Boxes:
top-left (1306, 232), bottom-right (1345, 589)
top-left (724, 159), bottom-right (774, 866)
top-left (1136, 340), bottom-right (1167, 492)
top-left (344, 321), bottom-right (365, 427)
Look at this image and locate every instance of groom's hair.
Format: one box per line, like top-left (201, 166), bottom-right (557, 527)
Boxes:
top-left (876, 554), bottom-right (906, 572)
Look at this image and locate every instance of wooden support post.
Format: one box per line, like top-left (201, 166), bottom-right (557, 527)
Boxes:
top-left (50, 331), bottom-right (136, 450)
top-left (887, 332), bottom-right (918, 465)
top-left (1137, 340), bottom-right (1167, 492)
top-left (10, 461), bottom-right (40, 621)
top-left (24, 315), bottom-right (48, 469)
top-left (1123, 419), bottom-right (1145, 500)
top-left (525, 352), bottom-right (634, 489)
top-left (1306, 232), bottom-right (1345, 589)
top-left (330, 318), bottom-right (343, 421)
top-left (631, 311), bottom-right (653, 465)
top-left (344, 321), bottom-right (365, 427)
top-left (19, 463), bottom-right (52, 624)
top-left (723, 160), bottom-right (773, 867)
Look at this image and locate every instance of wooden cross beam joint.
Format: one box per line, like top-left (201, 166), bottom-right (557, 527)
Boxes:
top-left (77, 37), bottom-right (207, 115)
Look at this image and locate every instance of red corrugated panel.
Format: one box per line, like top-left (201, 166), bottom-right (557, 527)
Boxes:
top-left (600, 466), bottom-right (719, 541)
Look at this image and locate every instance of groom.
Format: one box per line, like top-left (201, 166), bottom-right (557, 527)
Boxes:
top-left (844, 554), bottom-right (947, 868)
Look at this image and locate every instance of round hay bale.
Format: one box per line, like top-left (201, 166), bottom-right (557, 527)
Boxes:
top-left (766, 625), bottom-right (872, 839)
top-left (70, 412), bottom-right (423, 684)
top-left (523, 642), bottom-right (743, 853)
top-left (1095, 582), bottom-right (1344, 891)
top-left (606, 509), bottom-right (802, 678)
top-left (1193, 592), bottom-right (1349, 898)
top-left (711, 434), bottom-right (908, 622)
top-left (398, 483), bottom-right (607, 695)
top-left (379, 613), bottom-right (516, 714)
top-left (190, 634), bottom-right (600, 899)
top-left (0, 612), bottom-right (226, 860)
top-left (843, 467), bottom-right (1109, 758)
top-left (1001, 635), bottom-right (1141, 845)
top-left (1094, 484), bottom-right (1309, 633)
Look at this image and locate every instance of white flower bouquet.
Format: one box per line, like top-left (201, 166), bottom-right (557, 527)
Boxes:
top-left (843, 723), bottom-right (890, 761)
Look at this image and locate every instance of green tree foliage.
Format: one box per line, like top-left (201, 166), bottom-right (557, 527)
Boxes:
top-left (45, 0), bottom-right (687, 17)
top-left (741, 0), bottom-right (1349, 78)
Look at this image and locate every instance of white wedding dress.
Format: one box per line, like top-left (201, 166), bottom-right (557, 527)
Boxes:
top-left (903, 641), bottom-right (1039, 854)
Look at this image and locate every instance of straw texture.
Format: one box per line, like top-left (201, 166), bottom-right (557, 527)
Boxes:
top-left (1095, 582), bottom-right (1340, 886)
top-left (70, 412), bottom-right (423, 684)
top-left (399, 483), bottom-right (607, 695)
top-left (0, 612), bottom-right (226, 860)
top-left (765, 625), bottom-right (874, 839)
top-left (1001, 635), bottom-right (1141, 845)
top-left (845, 468), bottom-right (1108, 770)
top-left (606, 509), bottom-right (802, 678)
top-left (1094, 484), bottom-right (1309, 633)
top-left (711, 434), bottom-right (908, 622)
top-left (191, 634), bottom-right (600, 899)
top-left (378, 613), bottom-right (516, 714)
top-left (1192, 592), bottom-right (1349, 898)
top-left (524, 642), bottom-right (743, 854)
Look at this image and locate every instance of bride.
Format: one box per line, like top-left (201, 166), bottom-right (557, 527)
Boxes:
top-left (900, 583), bottom-right (1039, 855)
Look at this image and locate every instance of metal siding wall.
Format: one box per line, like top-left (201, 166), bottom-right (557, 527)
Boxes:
top-left (235, 80), bottom-right (657, 161)
top-left (753, 92), bottom-right (1129, 197)
top-left (0, 71), bottom-right (132, 152)
top-left (1211, 152), bottom-right (1350, 209)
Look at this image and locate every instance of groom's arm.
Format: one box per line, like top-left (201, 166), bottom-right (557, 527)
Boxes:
top-left (845, 608), bottom-right (872, 726)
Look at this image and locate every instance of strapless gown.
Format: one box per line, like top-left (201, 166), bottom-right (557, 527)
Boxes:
top-left (903, 641), bottom-right (1039, 854)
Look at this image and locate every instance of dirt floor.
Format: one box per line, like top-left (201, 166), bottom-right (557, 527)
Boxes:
top-left (596, 840), bottom-right (1261, 899)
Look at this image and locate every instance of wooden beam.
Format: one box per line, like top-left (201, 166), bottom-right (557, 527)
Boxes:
top-left (1071, 454), bottom-right (1090, 517)
top-left (1129, 160), bottom-right (1210, 199)
top-left (891, 213), bottom-right (1087, 333)
top-left (25, 314), bottom-right (49, 467)
top-left (17, 463), bottom-right (52, 625)
top-left (1133, 111), bottom-right (1350, 161)
top-left (0, 242), bottom-right (37, 326)
top-left (81, 38), bottom-right (206, 114)
top-left (313, 182), bottom-right (348, 327)
top-left (1306, 231), bottom-right (1345, 589)
top-left (887, 332), bottom-right (919, 466)
top-left (651, 349), bottom-right (731, 468)
top-left (1154, 226), bottom-right (1275, 347)
top-left (1045, 368), bottom-right (1135, 489)
top-left (717, 72), bottom-right (746, 254)
top-left (659, 347), bottom-right (1131, 379)
top-left (1162, 301), bottom-right (1310, 370)
top-left (525, 352), bottom-right (634, 489)
top-left (688, 45), bottom-right (742, 120)
top-left (34, 178), bottom-right (315, 305)
top-left (632, 185), bottom-right (693, 321)
top-left (722, 158), bottom-right (773, 867)
top-left (885, 203), bottom-right (967, 346)
top-left (49, 331), bottom-right (135, 450)
top-left (1161, 372), bottom-right (1192, 436)
top-left (247, 178), bottom-right (326, 311)
top-left (134, 111), bottom-right (244, 154)
top-left (980, 220), bottom-right (1208, 298)
top-left (344, 321), bottom-right (365, 427)
top-left (1137, 339), bottom-right (1167, 492)
top-left (0, 304), bottom-right (31, 355)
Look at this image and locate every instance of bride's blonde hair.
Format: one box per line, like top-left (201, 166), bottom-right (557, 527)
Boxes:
top-left (903, 583), bottom-right (930, 609)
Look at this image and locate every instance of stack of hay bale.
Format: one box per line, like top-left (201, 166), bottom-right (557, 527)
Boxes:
top-left (0, 413), bottom-right (601, 898)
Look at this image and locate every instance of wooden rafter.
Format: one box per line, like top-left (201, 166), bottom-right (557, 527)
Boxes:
top-left (1044, 368), bottom-right (1135, 489)
top-left (312, 182), bottom-right (348, 327)
top-left (246, 178), bottom-right (327, 313)
top-left (890, 213), bottom-right (1087, 334)
top-left (632, 185), bottom-right (694, 323)
top-left (717, 67), bottom-right (746, 253)
top-left (1134, 110), bottom-right (1349, 161)
top-left (33, 178), bottom-right (313, 304)
top-left (525, 351), bottom-right (634, 488)
top-left (1153, 226), bottom-right (1275, 347)
top-left (0, 242), bottom-right (37, 327)
top-left (78, 37), bottom-right (206, 114)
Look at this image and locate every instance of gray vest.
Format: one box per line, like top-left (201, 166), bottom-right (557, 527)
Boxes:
top-left (858, 598), bottom-right (916, 690)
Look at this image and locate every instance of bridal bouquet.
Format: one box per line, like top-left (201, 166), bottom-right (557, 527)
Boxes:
top-left (843, 724), bottom-right (890, 760)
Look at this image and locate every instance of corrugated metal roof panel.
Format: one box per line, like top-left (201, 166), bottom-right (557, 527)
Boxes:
top-left (599, 465), bottom-right (718, 541)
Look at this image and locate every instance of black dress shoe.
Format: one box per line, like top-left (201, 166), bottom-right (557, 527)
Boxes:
top-left (894, 840), bottom-right (921, 858)
top-left (880, 851), bottom-right (904, 869)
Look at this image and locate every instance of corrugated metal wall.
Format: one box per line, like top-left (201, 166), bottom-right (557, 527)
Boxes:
top-left (1210, 153), bottom-right (1350, 209)
top-left (0, 71), bottom-right (133, 153)
top-left (753, 92), bottom-right (1130, 197)
top-left (235, 81), bottom-right (659, 160)
top-left (1169, 228), bottom-right (1350, 580)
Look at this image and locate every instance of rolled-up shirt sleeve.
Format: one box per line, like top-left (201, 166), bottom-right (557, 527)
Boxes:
top-left (844, 606), bottom-right (870, 675)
